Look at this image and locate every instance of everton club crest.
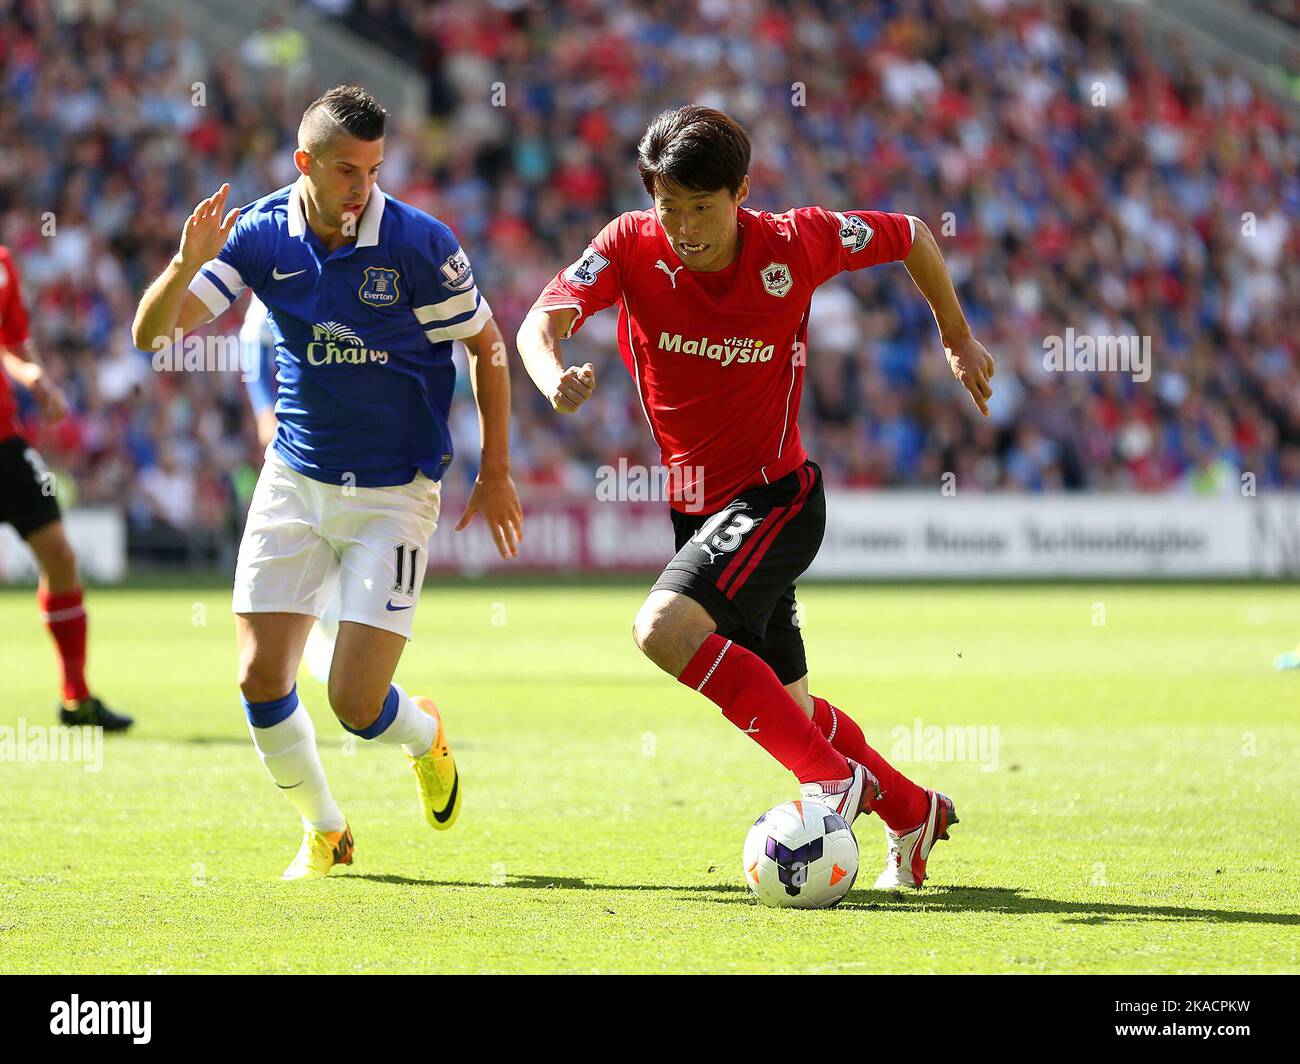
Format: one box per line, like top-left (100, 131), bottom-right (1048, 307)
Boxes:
top-left (358, 266), bottom-right (401, 307)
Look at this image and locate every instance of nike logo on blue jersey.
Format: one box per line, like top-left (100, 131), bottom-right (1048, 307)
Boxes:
top-left (272, 267), bottom-right (307, 280)
top-left (386, 600), bottom-right (413, 611)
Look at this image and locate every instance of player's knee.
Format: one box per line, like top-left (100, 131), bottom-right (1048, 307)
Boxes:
top-left (326, 677), bottom-right (384, 732)
top-left (34, 532), bottom-right (78, 587)
top-left (632, 600), bottom-right (670, 659)
top-left (633, 596), bottom-right (712, 672)
top-left (237, 657), bottom-right (294, 705)
top-left (238, 655), bottom-right (292, 703)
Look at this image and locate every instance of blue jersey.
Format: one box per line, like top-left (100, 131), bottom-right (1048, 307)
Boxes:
top-left (189, 180), bottom-right (492, 486)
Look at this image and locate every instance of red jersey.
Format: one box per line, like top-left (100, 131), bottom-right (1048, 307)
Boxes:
top-left (533, 206), bottom-right (914, 512)
top-left (0, 246), bottom-right (32, 443)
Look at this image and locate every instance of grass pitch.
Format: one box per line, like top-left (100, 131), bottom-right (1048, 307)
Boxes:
top-left (1, 582), bottom-right (1296, 974)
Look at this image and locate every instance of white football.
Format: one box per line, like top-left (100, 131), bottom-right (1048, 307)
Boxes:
top-left (742, 800), bottom-right (859, 908)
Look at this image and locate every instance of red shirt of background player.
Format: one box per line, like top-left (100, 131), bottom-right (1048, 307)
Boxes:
top-left (0, 245), bottom-right (32, 443)
top-left (533, 206), bottom-right (915, 513)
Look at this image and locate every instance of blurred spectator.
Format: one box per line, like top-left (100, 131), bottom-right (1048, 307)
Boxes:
top-left (136, 446), bottom-right (195, 531)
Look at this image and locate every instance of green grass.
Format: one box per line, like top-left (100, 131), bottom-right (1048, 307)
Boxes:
top-left (1, 583), bottom-right (1297, 973)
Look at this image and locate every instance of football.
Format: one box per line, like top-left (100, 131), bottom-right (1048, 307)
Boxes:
top-left (742, 800), bottom-right (859, 909)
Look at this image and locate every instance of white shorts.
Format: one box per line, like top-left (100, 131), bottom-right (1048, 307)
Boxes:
top-left (232, 452), bottom-right (440, 639)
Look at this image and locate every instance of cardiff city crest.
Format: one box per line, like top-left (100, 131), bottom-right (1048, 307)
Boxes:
top-left (760, 261), bottom-right (792, 297)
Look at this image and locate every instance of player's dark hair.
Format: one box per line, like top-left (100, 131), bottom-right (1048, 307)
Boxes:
top-left (299, 85), bottom-right (388, 152)
top-left (637, 105), bottom-right (751, 199)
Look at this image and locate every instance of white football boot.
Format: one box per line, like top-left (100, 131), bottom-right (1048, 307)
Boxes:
top-left (800, 760), bottom-right (881, 823)
top-left (873, 788), bottom-right (958, 889)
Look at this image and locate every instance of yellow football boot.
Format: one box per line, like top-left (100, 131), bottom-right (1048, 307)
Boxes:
top-left (408, 697), bottom-right (461, 830)
top-left (281, 824), bottom-right (354, 880)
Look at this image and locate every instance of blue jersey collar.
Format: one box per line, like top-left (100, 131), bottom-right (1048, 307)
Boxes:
top-left (286, 177), bottom-right (386, 249)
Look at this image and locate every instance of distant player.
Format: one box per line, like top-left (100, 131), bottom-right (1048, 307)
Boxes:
top-left (133, 85), bottom-right (521, 879)
top-left (518, 106), bottom-right (995, 888)
top-left (240, 293), bottom-right (340, 684)
top-left (239, 293), bottom-right (279, 452)
top-left (0, 245), bottom-right (132, 731)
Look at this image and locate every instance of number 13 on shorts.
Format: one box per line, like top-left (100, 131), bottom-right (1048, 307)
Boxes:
top-left (692, 505), bottom-right (760, 558)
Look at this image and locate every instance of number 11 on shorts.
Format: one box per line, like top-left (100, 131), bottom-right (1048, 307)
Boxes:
top-left (392, 544), bottom-right (420, 595)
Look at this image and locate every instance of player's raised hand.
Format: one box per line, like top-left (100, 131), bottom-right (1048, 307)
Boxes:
top-left (455, 471), bottom-right (524, 560)
top-left (945, 335), bottom-right (995, 417)
top-left (176, 183), bottom-right (240, 271)
top-left (550, 363), bottom-right (595, 414)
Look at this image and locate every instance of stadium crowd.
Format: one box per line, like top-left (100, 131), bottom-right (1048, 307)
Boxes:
top-left (0, 0), bottom-right (1296, 556)
top-left (1239, 0), bottom-right (1299, 33)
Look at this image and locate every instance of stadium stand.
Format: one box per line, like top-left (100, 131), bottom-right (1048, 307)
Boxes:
top-left (1, 0), bottom-right (1295, 565)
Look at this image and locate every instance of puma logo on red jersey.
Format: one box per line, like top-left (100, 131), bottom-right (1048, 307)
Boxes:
top-left (655, 260), bottom-right (685, 288)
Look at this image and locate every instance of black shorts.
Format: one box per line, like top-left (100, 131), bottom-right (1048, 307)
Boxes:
top-left (0, 435), bottom-right (62, 538)
top-left (652, 461), bottom-right (825, 685)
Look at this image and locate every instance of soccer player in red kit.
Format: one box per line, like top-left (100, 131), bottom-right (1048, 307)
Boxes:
top-left (517, 106), bottom-right (994, 888)
top-left (0, 245), bottom-right (132, 730)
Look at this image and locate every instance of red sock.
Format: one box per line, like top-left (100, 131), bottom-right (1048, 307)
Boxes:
top-left (811, 697), bottom-right (929, 831)
top-left (679, 634), bottom-right (849, 784)
top-left (38, 587), bottom-right (89, 702)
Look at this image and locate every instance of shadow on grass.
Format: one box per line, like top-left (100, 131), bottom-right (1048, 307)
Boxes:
top-left (175, 735), bottom-right (489, 751)
top-left (343, 874), bottom-right (1298, 926)
top-left (428, 673), bottom-right (662, 688)
top-left (345, 871), bottom-right (749, 896)
top-left (830, 886), bottom-right (1300, 926)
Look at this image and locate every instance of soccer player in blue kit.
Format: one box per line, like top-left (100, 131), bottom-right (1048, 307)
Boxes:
top-left (133, 86), bottom-right (521, 879)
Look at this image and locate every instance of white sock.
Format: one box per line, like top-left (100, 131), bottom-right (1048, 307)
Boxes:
top-left (367, 683), bottom-right (437, 758)
top-left (247, 699), bottom-right (346, 833)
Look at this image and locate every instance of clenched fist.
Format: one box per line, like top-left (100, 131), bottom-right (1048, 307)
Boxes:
top-left (549, 363), bottom-right (596, 414)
